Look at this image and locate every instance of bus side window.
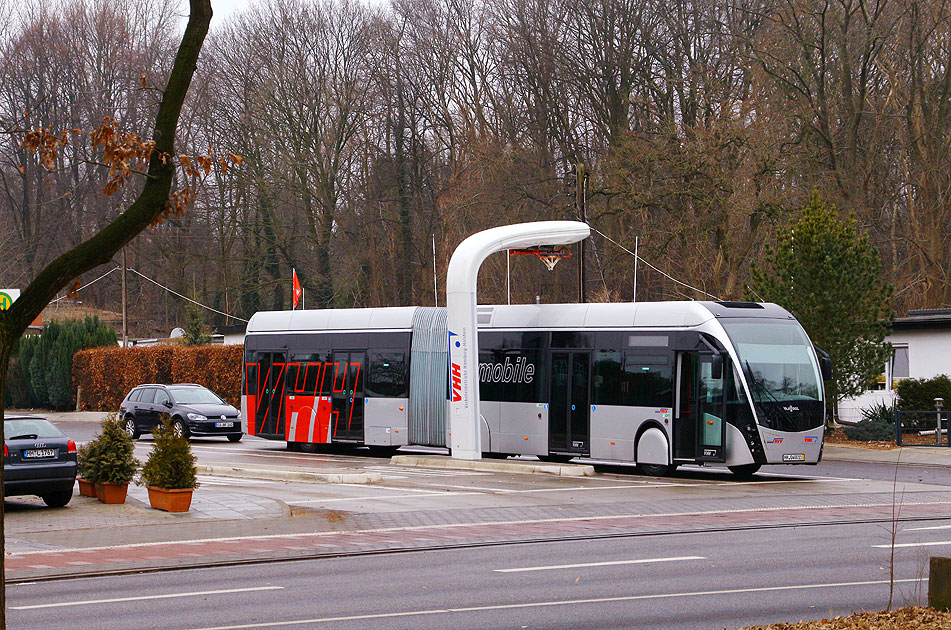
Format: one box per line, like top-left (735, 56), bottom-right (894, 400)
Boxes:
top-left (478, 351), bottom-right (501, 401)
top-left (367, 352), bottom-right (407, 397)
top-left (621, 353), bottom-right (673, 407)
top-left (594, 350), bottom-right (621, 406)
top-left (285, 364), bottom-right (301, 392)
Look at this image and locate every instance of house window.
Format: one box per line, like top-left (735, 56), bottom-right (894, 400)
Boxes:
top-left (889, 345), bottom-right (909, 390)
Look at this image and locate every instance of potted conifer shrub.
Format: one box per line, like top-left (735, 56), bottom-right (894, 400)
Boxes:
top-left (91, 413), bottom-right (139, 504)
top-left (138, 417), bottom-right (199, 512)
top-left (75, 441), bottom-right (97, 497)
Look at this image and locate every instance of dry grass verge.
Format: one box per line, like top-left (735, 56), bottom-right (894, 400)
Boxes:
top-left (741, 606), bottom-right (951, 629)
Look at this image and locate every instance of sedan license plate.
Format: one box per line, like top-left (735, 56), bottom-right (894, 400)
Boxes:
top-left (24, 448), bottom-right (56, 459)
top-left (215, 422), bottom-right (234, 428)
top-left (782, 453), bottom-right (806, 462)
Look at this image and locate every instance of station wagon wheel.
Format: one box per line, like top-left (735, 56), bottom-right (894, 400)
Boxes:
top-left (42, 489), bottom-right (73, 508)
top-left (172, 419), bottom-right (189, 439)
top-left (227, 434), bottom-right (242, 443)
top-left (123, 415), bottom-right (141, 440)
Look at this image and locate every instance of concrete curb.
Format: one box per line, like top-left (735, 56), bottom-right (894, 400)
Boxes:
top-left (390, 455), bottom-right (596, 476)
top-left (196, 465), bottom-right (382, 484)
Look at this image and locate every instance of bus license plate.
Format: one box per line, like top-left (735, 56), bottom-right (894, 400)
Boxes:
top-left (24, 449), bottom-right (55, 459)
top-left (215, 422), bottom-right (233, 428)
top-left (782, 453), bottom-right (806, 462)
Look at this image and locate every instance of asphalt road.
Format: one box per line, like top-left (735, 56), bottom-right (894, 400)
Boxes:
top-left (8, 517), bottom-right (942, 630)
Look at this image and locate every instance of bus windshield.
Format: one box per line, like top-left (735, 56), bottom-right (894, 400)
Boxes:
top-left (720, 318), bottom-right (824, 431)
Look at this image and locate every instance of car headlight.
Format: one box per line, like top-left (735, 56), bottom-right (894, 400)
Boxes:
top-left (186, 413), bottom-right (207, 421)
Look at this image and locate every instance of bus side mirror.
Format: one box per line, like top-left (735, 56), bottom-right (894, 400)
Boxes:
top-left (711, 354), bottom-right (723, 380)
top-left (817, 348), bottom-right (833, 381)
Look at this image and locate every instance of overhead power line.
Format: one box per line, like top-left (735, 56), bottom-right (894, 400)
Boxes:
top-left (588, 225), bottom-right (721, 301)
top-left (126, 267), bottom-right (249, 323)
top-left (49, 265), bottom-right (249, 323)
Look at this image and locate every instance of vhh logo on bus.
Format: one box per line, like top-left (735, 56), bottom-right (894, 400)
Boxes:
top-left (449, 330), bottom-right (463, 403)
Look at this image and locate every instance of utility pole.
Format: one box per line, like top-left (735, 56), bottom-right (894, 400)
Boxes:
top-left (121, 248), bottom-right (128, 348)
top-left (576, 162), bottom-right (587, 303)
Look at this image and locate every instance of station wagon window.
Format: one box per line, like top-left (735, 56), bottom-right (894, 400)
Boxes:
top-left (154, 389), bottom-right (171, 406)
top-left (138, 388), bottom-right (157, 404)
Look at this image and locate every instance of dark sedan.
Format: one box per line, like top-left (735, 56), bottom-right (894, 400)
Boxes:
top-left (119, 383), bottom-right (243, 442)
top-left (4, 415), bottom-right (77, 507)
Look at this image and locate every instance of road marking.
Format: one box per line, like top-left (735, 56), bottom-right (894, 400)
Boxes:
top-left (872, 540), bottom-right (951, 548)
top-left (905, 524), bottom-right (951, 531)
top-left (290, 492), bottom-right (476, 504)
top-left (494, 555), bottom-right (705, 573)
top-left (11, 501), bottom-right (951, 557)
top-left (185, 579), bottom-right (923, 629)
top-left (11, 586), bottom-right (283, 610)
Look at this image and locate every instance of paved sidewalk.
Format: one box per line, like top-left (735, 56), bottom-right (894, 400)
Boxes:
top-left (823, 443), bottom-right (951, 466)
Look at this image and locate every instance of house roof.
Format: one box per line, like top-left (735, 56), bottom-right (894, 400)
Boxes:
top-left (893, 309), bottom-right (951, 330)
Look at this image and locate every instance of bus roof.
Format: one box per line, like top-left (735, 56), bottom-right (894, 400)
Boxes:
top-left (246, 302), bottom-right (793, 335)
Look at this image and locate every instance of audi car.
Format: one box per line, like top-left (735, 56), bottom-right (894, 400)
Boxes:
top-left (119, 383), bottom-right (243, 442)
top-left (4, 415), bottom-right (77, 507)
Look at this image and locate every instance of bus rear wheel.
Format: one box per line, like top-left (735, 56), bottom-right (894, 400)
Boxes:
top-left (728, 464), bottom-right (761, 478)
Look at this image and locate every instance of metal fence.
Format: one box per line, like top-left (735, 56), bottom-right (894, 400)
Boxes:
top-left (895, 410), bottom-right (951, 447)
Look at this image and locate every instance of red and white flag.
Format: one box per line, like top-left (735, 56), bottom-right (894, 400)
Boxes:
top-left (292, 269), bottom-right (302, 309)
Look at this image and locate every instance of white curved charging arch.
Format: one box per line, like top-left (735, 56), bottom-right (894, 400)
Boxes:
top-left (446, 221), bottom-right (590, 459)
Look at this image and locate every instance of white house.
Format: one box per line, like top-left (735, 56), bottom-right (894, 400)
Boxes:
top-left (838, 309), bottom-right (951, 422)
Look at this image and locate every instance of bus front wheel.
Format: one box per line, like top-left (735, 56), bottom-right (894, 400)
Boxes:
top-left (637, 463), bottom-right (675, 477)
top-left (728, 464), bottom-right (761, 478)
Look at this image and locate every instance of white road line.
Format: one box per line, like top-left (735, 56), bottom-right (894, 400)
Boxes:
top-left (11, 586), bottom-right (283, 610)
top-left (421, 483), bottom-right (671, 494)
top-left (289, 492), bottom-right (476, 504)
top-left (185, 579), bottom-right (924, 630)
top-left (872, 540), bottom-right (951, 548)
top-left (494, 555), bottom-right (705, 573)
top-left (905, 524), bottom-right (951, 531)
top-left (12, 500), bottom-right (951, 557)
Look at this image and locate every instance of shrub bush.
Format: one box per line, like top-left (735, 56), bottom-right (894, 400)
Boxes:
top-left (5, 317), bottom-right (117, 409)
top-left (843, 417), bottom-right (895, 442)
top-left (896, 375), bottom-right (951, 412)
top-left (843, 400), bottom-right (896, 442)
top-left (87, 414), bottom-right (139, 485)
top-left (138, 417), bottom-right (198, 490)
top-left (73, 344), bottom-right (242, 410)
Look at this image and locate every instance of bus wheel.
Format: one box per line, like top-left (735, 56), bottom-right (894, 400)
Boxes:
top-left (636, 463), bottom-right (673, 477)
top-left (368, 445), bottom-right (399, 458)
top-left (728, 464), bottom-right (761, 478)
top-left (299, 442), bottom-right (319, 454)
top-left (287, 442), bottom-right (301, 452)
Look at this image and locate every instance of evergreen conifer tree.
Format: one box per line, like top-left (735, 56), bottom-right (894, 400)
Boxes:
top-left (751, 191), bottom-right (894, 420)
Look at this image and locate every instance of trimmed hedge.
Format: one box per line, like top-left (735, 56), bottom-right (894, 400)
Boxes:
top-left (73, 344), bottom-right (243, 411)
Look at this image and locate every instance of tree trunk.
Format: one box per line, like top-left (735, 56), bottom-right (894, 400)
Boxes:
top-left (0, 2), bottom-right (212, 626)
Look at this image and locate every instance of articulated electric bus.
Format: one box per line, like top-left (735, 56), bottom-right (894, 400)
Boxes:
top-left (242, 301), bottom-right (829, 476)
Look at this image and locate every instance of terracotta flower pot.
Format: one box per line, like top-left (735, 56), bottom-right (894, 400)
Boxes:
top-left (147, 487), bottom-right (194, 512)
top-left (96, 481), bottom-right (129, 504)
top-left (77, 478), bottom-right (96, 497)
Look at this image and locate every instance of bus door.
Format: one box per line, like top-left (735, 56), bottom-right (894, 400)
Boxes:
top-left (250, 351), bottom-right (287, 438)
top-left (331, 351), bottom-right (365, 442)
top-left (549, 351), bottom-right (590, 455)
top-left (676, 352), bottom-right (727, 462)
